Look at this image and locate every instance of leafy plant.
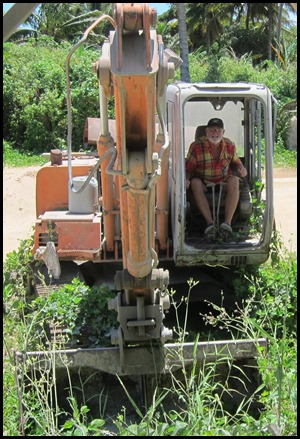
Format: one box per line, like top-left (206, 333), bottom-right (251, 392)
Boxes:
top-left (3, 237), bottom-right (36, 315)
top-left (248, 180), bottom-right (266, 236)
top-left (60, 398), bottom-right (106, 436)
top-left (28, 278), bottom-right (118, 349)
top-left (3, 140), bottom-right (48, 167)
top-left (3, 209), bottom-right (297, 436)
top-left (273, 136), bottom-right (297, 167)
top-left (3, 40), bottom-right (100, 153)
top-left (200, 236), bottom-right (297, 436)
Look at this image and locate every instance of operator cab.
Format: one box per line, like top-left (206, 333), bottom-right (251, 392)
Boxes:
top-left (166, 82), bottom-right (276, 267)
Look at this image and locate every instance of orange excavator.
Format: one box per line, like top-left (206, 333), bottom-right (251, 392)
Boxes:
top-left (11, 4), bottom-right (277, 377)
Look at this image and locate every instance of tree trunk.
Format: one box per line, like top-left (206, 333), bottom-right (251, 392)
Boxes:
top-left (176, 3), bottom-right (190, 82)
top-left (276, 3), bottom-right (283, 45)
top-left (268, 4), bottom-right (273, 60)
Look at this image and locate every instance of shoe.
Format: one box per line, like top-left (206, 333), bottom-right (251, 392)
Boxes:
top-left (220, 222), bottom-right (232, 234)
top-left (204, 223), bottom-right (216, 239)
top-left (219, 222), bottom-right (233, 240)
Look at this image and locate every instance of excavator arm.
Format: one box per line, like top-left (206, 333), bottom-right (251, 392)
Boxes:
top-left (94, 4), bottom-right (181, 345)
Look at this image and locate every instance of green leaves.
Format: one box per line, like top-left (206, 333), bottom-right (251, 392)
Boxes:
top-left (3, 40), bottom-right (100, 154)
top-left (28, 278), bottom-right (118, 348)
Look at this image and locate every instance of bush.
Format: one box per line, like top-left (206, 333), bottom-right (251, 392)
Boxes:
top-left (3, 140), bottom-right (48, 167)
top-left (3, 39), bottom-right (100, 154)
top-left (4, 36), bottom-right (297, 157)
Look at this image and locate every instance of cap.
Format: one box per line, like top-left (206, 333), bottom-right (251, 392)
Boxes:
top-left (207, 118), bottom-right (224, 129)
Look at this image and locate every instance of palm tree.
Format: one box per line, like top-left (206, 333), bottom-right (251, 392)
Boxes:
top-left (243, 3), bottom-right (278, 60)
top-left (176, 3), bottom-right (190, 81)
top-left (156, 18), bottom-right (179, 52)
top-left (186, 3), bottom-right (235, 53)
top-left (7, 3), bottom-right (113, 44)
top-left (276, 3), bottom-right (297, 44)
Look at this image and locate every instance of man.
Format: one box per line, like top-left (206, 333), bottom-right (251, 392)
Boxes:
top-left (185, 118), bottom-right (247, 238)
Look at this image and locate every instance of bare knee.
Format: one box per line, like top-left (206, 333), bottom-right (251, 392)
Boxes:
top-left (226, 175), bottom-right (240, 191)
top-left (190, 178), bottom-right (207, 193)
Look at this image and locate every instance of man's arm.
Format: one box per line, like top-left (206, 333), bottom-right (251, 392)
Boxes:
top-left (229, 143), bottom-right (247, 178)
top-left (232, 157), bottom-right (247, 177)
top-left (185, 141), bottom-right (198, 189)
top-left (186, 171), bottom-right (192, 189)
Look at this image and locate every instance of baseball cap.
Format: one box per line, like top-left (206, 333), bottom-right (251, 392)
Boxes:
top-left (207, 118), bottom-right (224, 128)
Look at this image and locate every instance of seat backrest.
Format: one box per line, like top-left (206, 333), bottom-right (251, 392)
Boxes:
top-left (195, 125), bottom-right (207, 141)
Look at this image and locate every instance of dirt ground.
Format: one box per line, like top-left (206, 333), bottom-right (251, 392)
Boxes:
top-left (3, 166), bottom-right (297, 260)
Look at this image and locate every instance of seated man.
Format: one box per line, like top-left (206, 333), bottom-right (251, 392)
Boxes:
top-left (185, 118), bottom-right (247, 238)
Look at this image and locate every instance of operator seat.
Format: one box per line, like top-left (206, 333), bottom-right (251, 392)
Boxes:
top-left (195, 125), bottom-right (207, 141)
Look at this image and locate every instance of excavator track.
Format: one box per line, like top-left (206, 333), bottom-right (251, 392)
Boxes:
top-left (31, 260), bottom-right (85, 297)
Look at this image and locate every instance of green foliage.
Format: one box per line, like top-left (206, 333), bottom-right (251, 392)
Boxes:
top-left (275, 99), bottom-right (297, 147)
top-left (60, 398), bottom-right (106, 436)
top-left (3, 140), bottom-right (48, 167)
top-left (221, 25), bottom-right (269, 65)
top-left (231, 233), bottom-right (297, 339)
top-left (14, 3), bottom-right (113, 45)
top-left (273, 137), bottom-right (297, 167)
top-left (3, 238), bottom-right (37, 436)
top-left (186, 49), bottom-right (208, 82)
top-left (30, 279), bottom-right (90, 342)
top-left (256, 236), bottom-right (297, 337)
top-left (3, 237), bottom-right (35, 315)
top-left (3, 228), bottom-right (297, 435)
top-left (3, 39), bottom-right (100, 154)
top-left (27, 278), bottom-right (118, 349)
top-left (217, 53), bottom-right (258, 83)
top-left (3, 356), bottom-right (21, 436)
top-left (200, 237), bottom-right (297, 436)
top-left (248, 180), bottom-right (266, 236)
top-left (258, 62), bottom-right (297, 104)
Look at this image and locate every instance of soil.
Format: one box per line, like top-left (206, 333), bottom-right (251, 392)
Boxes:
top-left (3, 165), bottom-right (297, 260)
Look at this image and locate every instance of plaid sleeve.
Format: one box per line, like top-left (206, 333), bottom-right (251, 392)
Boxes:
top-left (229, 143), bottom-right (243, 169)
top-left (185, 141), bottom-right (198, 174)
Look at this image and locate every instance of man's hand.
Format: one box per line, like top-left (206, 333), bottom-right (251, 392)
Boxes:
top-left (237, 165), bottom-right (247, 178)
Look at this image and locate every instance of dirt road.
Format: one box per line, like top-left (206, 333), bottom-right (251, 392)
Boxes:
top-left (271, 168), bottom-right (297, 253)
top-left (3, 166), bottom-right (297, 260)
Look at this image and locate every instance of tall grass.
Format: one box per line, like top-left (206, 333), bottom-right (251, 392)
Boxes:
top-left (3, 140), bottom-right (48, 167)
top-left (3, 232), bottom-right (297, 436)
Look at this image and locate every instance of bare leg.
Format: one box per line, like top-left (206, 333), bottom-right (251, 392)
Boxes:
top-left (224, 176), bottom-right (240, 225)
top-left (190, 178), bottom-right (213, 225)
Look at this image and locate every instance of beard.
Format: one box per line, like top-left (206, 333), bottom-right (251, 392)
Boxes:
top-left (207, 135), bottom-right (222, 145)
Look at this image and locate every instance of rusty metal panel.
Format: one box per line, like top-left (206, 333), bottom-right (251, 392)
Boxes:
top-left (33, 216), bottom-right (101, 260)
top-left (36, 160), bottom-right (98, 217)
top-left (83, 118), bottom-right (117, 145)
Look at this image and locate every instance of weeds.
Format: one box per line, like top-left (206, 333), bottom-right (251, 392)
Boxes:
top-left (3, 140), bottom-right (48, 167)
top-left (28, 279), bottom-right (118, 349)
top-left (3, 232), bottom-right (297, 436)
top-left (199, 236), bottom-right (297, 436)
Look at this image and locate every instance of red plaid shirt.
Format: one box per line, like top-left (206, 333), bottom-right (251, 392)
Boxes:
top-left (185, 136), bottom-right (243, 184)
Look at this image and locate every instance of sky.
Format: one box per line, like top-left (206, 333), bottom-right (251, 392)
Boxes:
top-left (3, 3), bottom-right (297, 26)
top-left (149, 3), bottom-right (169, 15)
top-left (3, 3), bottom-right (170, 15)
top-left (3, 3), bottom-right (13, 13)
top-left (2, 3), bottom-right (170, 35)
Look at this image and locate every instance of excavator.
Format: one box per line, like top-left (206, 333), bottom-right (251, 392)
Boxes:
top-left (9, 2), bottom-right (277, 407)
